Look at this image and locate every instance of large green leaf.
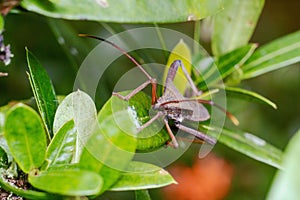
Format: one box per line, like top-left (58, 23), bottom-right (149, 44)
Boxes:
top-left (28, 169), bottom-right (102, 196)
top-left (4, 104), bottom-right (47, 173)
top-left (110, 161), bottom-right (176, 191)
top-left (223, 86), bottom-right (277, 109)
top-left (212, 0), bottom-right (264, 56)
top-left (242, 30), bottom-right (300, 79)
top-left (21, 0), bottom-right (223, 23)
top-left (26, 48), bottom-right (58, 139)
top-left (53, 90), bottom-right (98, 163)
top-left (79, 94), bottom-right (138, 192)
top-left (204, 126), bottom-right (283, 169)
top-left (46, 120), bottom-right (77, 167)
top-left (267, 129), bottom-right (300, 200)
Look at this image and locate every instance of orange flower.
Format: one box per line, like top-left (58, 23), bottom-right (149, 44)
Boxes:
top-left (163, 153), bottom-right (233, 200)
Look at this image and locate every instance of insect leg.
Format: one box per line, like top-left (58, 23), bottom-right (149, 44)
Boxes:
top-left (113, 78), bottom-right (157, 102)
top-left (137, 111), bottom-right (163, 132)
top-left (175, 123), bottom-right (216, 145)
top-left (164, 118), bottom-right (179, 148)
top-left (169, 60), bottom-right (201, 96)
top-left (78, 34), bottom-right (158, 104)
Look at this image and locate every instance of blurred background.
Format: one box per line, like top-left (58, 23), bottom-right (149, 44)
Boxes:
top-left (0, 0), bottom-right (299, 199)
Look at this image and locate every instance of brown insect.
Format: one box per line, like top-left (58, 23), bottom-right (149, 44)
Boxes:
top-left (79, 34), bottom-right (239, 148)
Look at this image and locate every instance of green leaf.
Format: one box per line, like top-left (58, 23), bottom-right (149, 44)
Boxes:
top-left (242, 30), bottom-right (300, 79)
top-left (110, 161), bottom-right (176, 191)
top-left (135, 190), bottom-right (152, 200)
top-left (46, 120), bottom-right (77, 167)
top-left (47, 19), bottom-right (91, 73)
top-left (222, 86), bottom-right (277, 109)
top-left (0, 15), bottom-right (4, 32)
top-left (0, 170), bottom-right (61, 200)
top-left (197, 44), bottom-right (257, 88)
top-left (28, 169), bottom-right (102, 196)
top-left (79, 93), bottom-right (138, 192)
top-left (0, 146), bottom-right (8, 168)
top-left (267, 129), bottom-right (300, 200)
top-left (53, 90), bottom-right (98, 163)
top-left (212, 0), bottom-right (264, 56)
top-left (204, 126), bottom-right (283, 169)
top-left (163, 39), bottom-right (192, 94)
top-left (109, 91), bottom-right (170, 151)
top-left (0, 105), bottom-right (10, 135)
top-left (26, 48), bottom-right (58, 139)
top-left (4, 104), bottom-right (47, 173)
top-left (20, 0), bottom-right (223, 23)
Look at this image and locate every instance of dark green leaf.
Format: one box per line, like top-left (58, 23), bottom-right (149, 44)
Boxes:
top-left (46, 120), bottom-right (77, 167)
top-left (0, 170), bottom-right (61, 199)
top-left (53, 90), bottom-right (98, 163)
top-left (197, 44), bottom-right (257, 88)
top-left (242, 30), bottom-right (300, 79)
top-left (212, 0), bottom-right (264, 56)
top-left (47, 19), bottom-right (90, 75)
top-left (110, 161), bottom-right (176, 191)
top-left (267, 129), bottom-right (300, 200)
top-left (0, 146), bottom-right (8, 168)
top-left (135, 190), bottom-right (152, 200)
top-left (26, 48), bottom-right (58, 139)
top-left (21, 0), bottom-right (222, 23)
top-left (222, 86), bottom-right (277, 109)
top-left (0, 136), bottom-right (13, 164)
top-left (28, 169), bottom-right (102, 196)
top-left (4, 104), bottom-right (47, 173)
top-left (204, 126), bottom-right (283, 169)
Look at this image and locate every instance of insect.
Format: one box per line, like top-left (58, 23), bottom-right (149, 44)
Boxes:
top-left (79, 34), bottom-right (239, 148)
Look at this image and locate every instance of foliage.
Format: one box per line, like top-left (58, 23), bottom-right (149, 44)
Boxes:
top-left (0, 0), bottom-right (299, 199)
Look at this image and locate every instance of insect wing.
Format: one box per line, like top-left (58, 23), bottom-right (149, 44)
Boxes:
top-left (182, 101), bottom-right (210, 121)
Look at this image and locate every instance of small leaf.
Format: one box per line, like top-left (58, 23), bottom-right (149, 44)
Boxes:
top-left (135, 190), bottom-right (152, 200)
top-left (53, 90), bottom-right (98, 163)
top-left (212, 0), bottom-right (264, 56)
top-left (222, 86), bottom-right (277, 109)
top-left (267, 129), bottom-right (300, 200)
top-left (0, 170), bottom-right (61, 199)
top-left (110, 161), bottom-right (176, 191)
top-left (0, 105), bottom-right (10, 135)
top-left (204, 126), bottom-right (283, 169)
top-left (0, 15), bottom-right (4, 32)
top-left (28, 169), bottom-right (102, 196)
top-left (4, 104), bottom-right (47, 173)
top-left (163, 39), bottom-right (192, 94)
top-left (242, 30), bottom-right (300, 79)
top-left (46, 120), bottom-right (77, 167)
top-left (26, 48), bottom-right (58, 139)
top-left (0, 146), bottom-right (8, 168)
top-left (21, 0), bottom-right (223, 23)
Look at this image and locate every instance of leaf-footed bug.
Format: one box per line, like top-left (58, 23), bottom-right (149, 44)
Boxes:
top-left (79, 34), bottom-right (239, 148)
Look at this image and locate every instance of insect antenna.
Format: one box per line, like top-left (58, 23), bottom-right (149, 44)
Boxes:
top-left (78, 34), bottom-right (153, 80)
top-left (161, 99), bottom-right (239, 126)
top-left (79, 34), bottom-right (158, 103)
